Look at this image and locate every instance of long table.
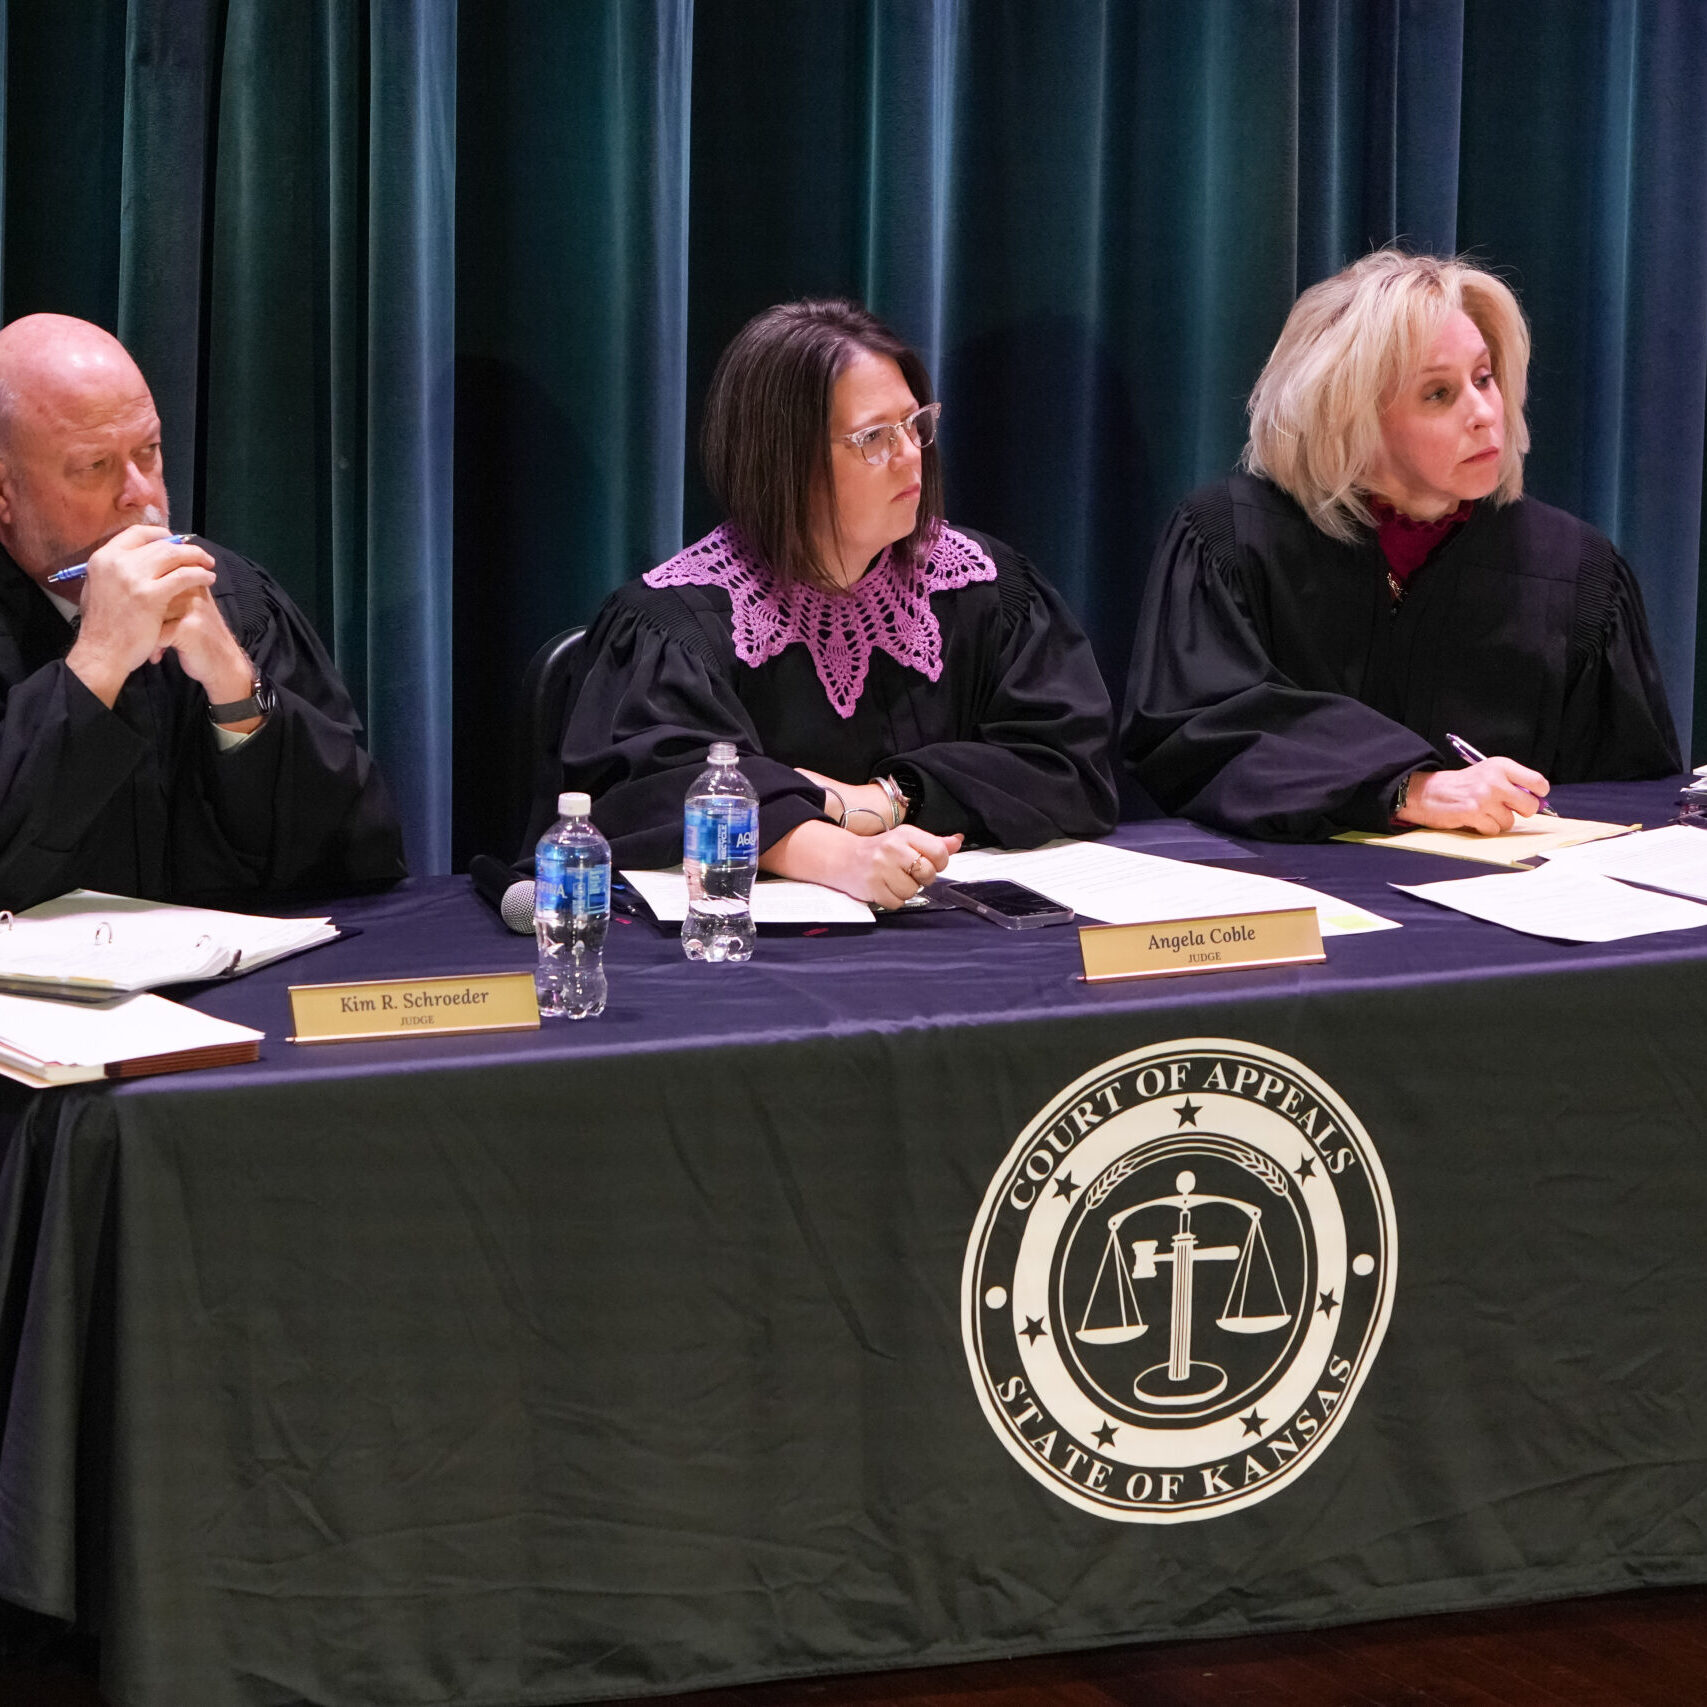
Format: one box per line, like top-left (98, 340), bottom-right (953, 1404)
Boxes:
top-left (3, 780), bottom-right (1706, 1707)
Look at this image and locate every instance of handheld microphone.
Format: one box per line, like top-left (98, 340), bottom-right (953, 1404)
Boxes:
top-left (469, 854), bottom-right (536, 935)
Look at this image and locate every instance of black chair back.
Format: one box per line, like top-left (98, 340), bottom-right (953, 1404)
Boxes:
top-left (516, 624), bottom-right (587, 860)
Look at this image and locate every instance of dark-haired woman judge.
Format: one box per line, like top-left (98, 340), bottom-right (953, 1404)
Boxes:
top-left (1122, 250), bottom-right (1679, 841)
top-left (559, 298), bottom-right (1118, 908)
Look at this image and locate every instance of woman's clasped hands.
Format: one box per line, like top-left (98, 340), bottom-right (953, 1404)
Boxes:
top-left (831, 824), bottom-right (961, 910)
top-left (760, 765), bottom-right (961, 908)
top-left (792, 765), bottom-right (961, 907)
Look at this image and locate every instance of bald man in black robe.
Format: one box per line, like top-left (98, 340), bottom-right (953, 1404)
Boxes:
top-left (0, 313), bottom-right (403, 909)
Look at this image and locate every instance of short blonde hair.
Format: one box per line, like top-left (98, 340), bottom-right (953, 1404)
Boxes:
top-left (1243, 250), bottom-right (1531, 542)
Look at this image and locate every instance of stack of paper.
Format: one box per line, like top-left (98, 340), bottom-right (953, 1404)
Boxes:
top-left (1394, 863), bottom-right (1707, 943)
top-left (0, 990), bottom-right (264, 1087)
top-left (1394, 824), bottom-right (1707, 941)
top-left (0, 890), bottom-right (338, 999)
top-left (1539, 823), bottom-right (1707, 900)
top-left (941, 841), bottom-right (1398, 936)
top-left (624, 844), bottom-right (1396, 936)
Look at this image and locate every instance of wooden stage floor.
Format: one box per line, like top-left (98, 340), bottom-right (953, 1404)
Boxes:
top-left (5, 1584), bottom-right (1703, 1706)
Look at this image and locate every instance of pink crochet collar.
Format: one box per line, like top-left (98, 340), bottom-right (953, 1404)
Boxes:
top-left (644, 523), bottom-right (998, 717)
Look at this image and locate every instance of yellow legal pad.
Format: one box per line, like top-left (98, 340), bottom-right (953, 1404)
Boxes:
top-left (1333, 815), bottom-right (1638, 869)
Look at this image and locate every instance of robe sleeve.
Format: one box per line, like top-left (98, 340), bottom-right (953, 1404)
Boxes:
top-left (883, 540), bottom-right (1118, 845)
top-left (1121, 497), bottom-right (1438, 840)
top-left (1554, 547), bottom-right (1681, 782)
top-left (558, 588), bottom-right (829, 867)
top-left (0, 662), bottom-right (156, 909)
top-left (193, 559), bottom-right (407, 892)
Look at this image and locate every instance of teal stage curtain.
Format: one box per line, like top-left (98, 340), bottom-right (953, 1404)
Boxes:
top-left (1, 1), bottom-right (1703, 871)
top-left (0, 0), bottom-right (458, 875)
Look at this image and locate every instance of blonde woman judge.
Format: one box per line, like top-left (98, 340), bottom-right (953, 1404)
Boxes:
top-left (1121, 250), bottom-right (1680, 841)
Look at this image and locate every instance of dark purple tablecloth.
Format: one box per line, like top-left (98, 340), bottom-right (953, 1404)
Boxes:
top-left (143, 779), bottom-right (1707, 1091)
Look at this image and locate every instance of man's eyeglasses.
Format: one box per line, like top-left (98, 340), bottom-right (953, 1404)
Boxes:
top-left (834, 401), bottom-right (942, 467)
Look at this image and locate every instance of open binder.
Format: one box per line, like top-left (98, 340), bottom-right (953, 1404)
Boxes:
top-left (0, 889), bottom-right (338, 1000)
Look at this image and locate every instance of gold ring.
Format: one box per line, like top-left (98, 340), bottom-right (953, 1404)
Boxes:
top-left (909, 857), bottom-right (930, 884)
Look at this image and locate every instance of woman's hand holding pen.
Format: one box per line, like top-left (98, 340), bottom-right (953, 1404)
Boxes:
top-left (1395, 757), bottom-right (1553, 835)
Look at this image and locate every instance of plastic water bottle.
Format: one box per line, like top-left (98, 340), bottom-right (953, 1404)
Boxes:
top-left (534, 791), bottom-right (610, 1018)
top-left (681, 740), bottom-right (758, 962)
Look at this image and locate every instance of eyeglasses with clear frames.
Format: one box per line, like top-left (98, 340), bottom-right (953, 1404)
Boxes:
top-left (834, 401), bottom-right (942, 466)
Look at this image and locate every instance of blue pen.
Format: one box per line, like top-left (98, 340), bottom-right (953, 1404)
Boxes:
top-left (1444, 731), bottom-right (1559, 818)
top-left (47, 533), bottom-right (195, 585)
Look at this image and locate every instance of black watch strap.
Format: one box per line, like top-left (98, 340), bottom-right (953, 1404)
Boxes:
top-left (891, 765), bottom-right (926, 819)
top-left (207, 670), bottom-right (276, 725)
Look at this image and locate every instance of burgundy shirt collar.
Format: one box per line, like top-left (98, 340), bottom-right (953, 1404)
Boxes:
top-left (1369, 496), bottom-right (1474, 587)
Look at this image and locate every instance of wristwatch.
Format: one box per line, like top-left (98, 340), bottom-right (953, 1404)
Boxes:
top-left (888, 766), bottom-right (926, 822)
top-left (1391, 767), bottom-right (1432, 823)
top-left (206, 669), bottom-right (276, 726)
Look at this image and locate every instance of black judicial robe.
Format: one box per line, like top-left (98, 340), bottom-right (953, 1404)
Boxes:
top-left (560, 530), bottom-right (1119, 867)
top-left (1121, 474), bottom-right (1681, 841)
top-left (0, 541), bottom-right (406, 910)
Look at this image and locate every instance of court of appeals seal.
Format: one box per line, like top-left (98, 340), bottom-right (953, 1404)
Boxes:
top-left (963, 1039), bottom-right (1397, 1522)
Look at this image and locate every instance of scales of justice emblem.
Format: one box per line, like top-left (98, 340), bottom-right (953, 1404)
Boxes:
top-left (963, 1039), bottom-right (1397, 1522)
top-left (1077, 1163), bottom-right (1293, 1409)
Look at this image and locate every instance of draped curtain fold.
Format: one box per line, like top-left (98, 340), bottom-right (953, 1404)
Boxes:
top-left (453, 0), bottom-right (693, 865)
top-left (0, 0), bottom-right (1702, 871)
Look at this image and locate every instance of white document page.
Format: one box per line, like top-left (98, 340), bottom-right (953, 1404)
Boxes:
top-left (1539, 823), bottom-right (1707, 901)
top-left (941, 842), bottom-right (1398, 936)
top-left (621, 868), bottom-right (875, 925)
top-left (0, 929), bottom-right (235, 989)
top-left (1394, 864), bottom-right (1707, 942)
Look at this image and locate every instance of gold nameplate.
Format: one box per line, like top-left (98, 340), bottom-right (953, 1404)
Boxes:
top-left (288, 971), bottom-right (540, 1043)
top-left (1079, 907), bottom-right (1324, 984)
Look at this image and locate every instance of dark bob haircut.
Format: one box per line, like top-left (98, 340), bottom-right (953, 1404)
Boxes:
top-left (700, 298), bottom-right (945, 589)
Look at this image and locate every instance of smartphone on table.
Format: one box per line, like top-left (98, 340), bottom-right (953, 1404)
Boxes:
top-left (936, 879), bottom-right (1073, 930)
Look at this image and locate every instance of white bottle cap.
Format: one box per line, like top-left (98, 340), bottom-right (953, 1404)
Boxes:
top-left (708, 741), bottom-right (737, 764)
top-left (558, 791), bottom-right (591, 817)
